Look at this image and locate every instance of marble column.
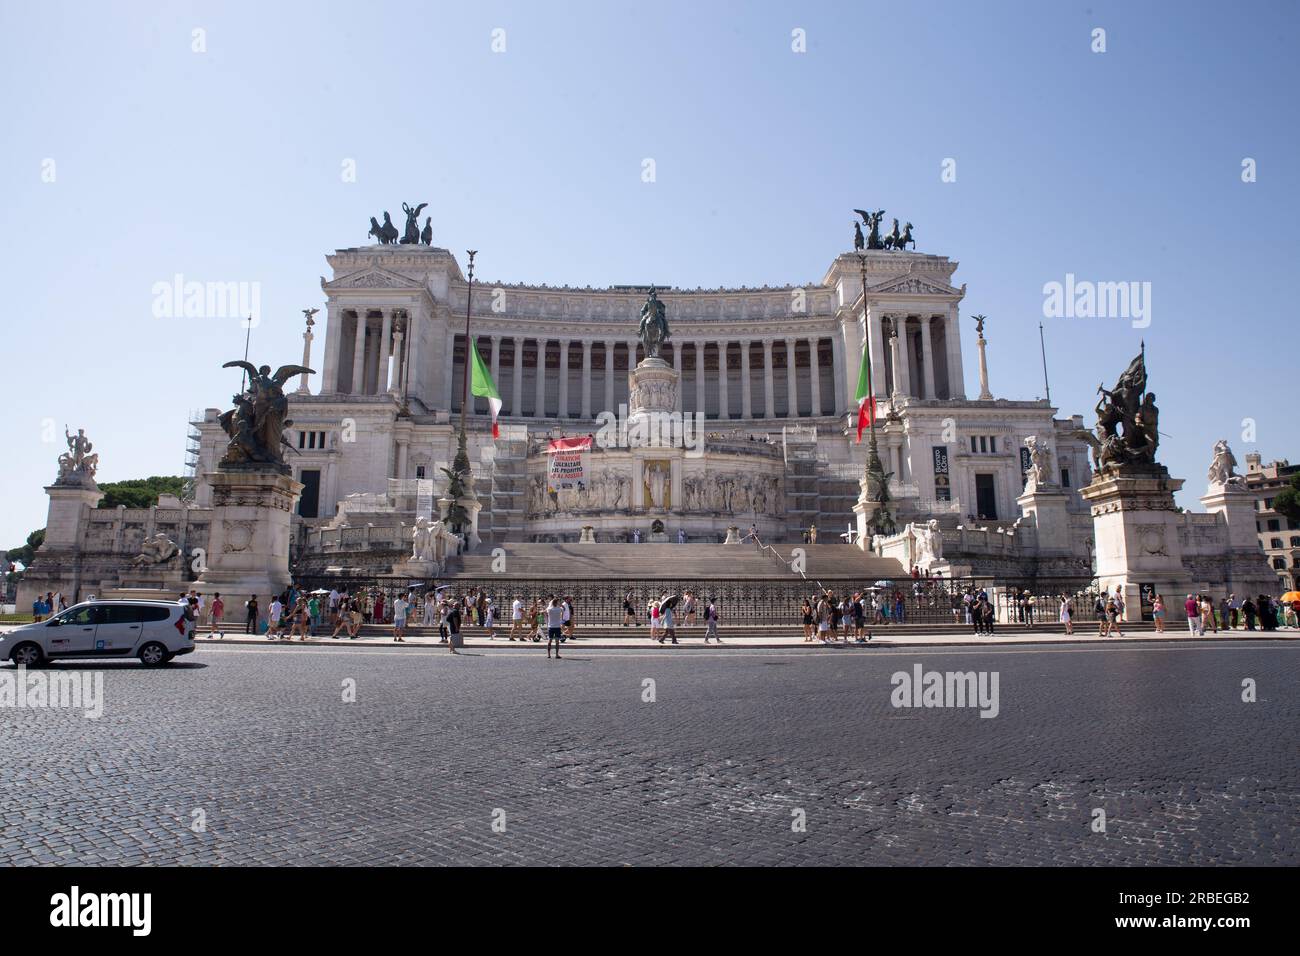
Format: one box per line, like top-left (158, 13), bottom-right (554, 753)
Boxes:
top-left (830, 334), bottom-right (844, 416)
top-left (379, 309), bottom-right (393, 392)
top-left (390, 321), bottom-right (404, 394)
top-left (762, 339), bottom-right (775, 419)
top-left (490, 335), bottom-right (502, 410)
top-left (717, 341), bottom-right (730, 420)
top-left (580, 339), bottom-right (593, 418)
top-left (946, 309), bottom-right (967, 399)
top-left (868, 309), bottom-right (887, 400)
top-left (395, 440), bottom-right (408, 480)
top-left (604, 340), bottom-right (616, 414)
top-left (534, 339), bottom-right (547, 418)
top-left (920, 317), bottom-right (936, 400)
top-left (558, 340), bottom-right (570, 418)
top-left (739, 340), bottom-right (752, 419)
top-left (322, 303), bottom-right (341, 393)
top-left (784, 338), bottom-right (798, 417)
top-left (512, 336), bottom-right (525, 415)
top-left (442, 330), bottom-right (455, 410)
top-left (694, 341), bottom-right (706, 417)
top-left (351, 310), bottom-right (367, 396)
top-left (672, 341), bottom-right (684, 412)
top-left (895, 318), bottom-right (913, 397)
top-left (809, 337), bottom-right (822, 416)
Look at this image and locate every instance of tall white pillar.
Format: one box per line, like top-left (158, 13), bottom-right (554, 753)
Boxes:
top-left (442, 329), bottom-right (455, 410)
top-left (351, 310), bottom-right (367, 395)
top-left (739, 340), bottom-right (752, 419)
top-left (379, 309), bottom-right (394, 392)
top-left (512, 336), bottom-right (525, 415)
top-left (604, 340), bottom-right (616, 414)
top-left (868, 309), bottom-right (886, 400)
top-left (581, 339), bottom-right (593, 418)
top-left (809, 337), bottom-right (822, 416)
top-left (896, 318), bottom-right (913, 397)
top-left (490, 336), bottom-right (502, 410)
top-left (717, 341), bottom-right (730, 420)
top-left (762, 339), bottom-right (775, 418)
top-left (946, 309), bottom-right (966, 399)
top-left (390, 321), bottom-right (404, 395)
top-left (322, 303), bottom-right (341, 393)
top-left (672, 341), bottom-right (684, 411)
top-left (558, 340), bottom-right (570, 418)
top-left (535, 339), bottom-right (547, 418)
top-left (830, 333), bottom-right (844, 416)
top-left (784, 338), bottom-right (798, 417)
top-left (920, 316), bottom-right (936, 400)
top-left (694, 341), bottom-right (706, 417)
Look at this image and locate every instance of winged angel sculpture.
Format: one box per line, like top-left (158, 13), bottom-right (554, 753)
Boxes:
top-left (218, 360), bottom-right (314, 471)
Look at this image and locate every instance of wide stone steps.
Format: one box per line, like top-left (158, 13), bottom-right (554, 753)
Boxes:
top-left (447, 542), bottom-right (906, 579)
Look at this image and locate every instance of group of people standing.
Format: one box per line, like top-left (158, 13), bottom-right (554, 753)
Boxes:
top-left (799, 590), bottom-right (873, 644)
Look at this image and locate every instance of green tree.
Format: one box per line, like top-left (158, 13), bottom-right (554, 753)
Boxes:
top-left (96, 476), bottom-right (188, 510)
top-left (1273, 474), bottom-right (1300, 525)
top-left (5, 528), bottom-right (45, 567)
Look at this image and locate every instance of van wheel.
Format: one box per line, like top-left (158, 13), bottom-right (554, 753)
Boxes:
top-left (139, 642), bottom-right (169, 667)
top-left (10, 642), bottom-right (45, 667)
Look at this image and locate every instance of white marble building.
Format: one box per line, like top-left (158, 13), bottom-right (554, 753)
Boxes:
top-left (189, 241), bottom-right (1098, 547)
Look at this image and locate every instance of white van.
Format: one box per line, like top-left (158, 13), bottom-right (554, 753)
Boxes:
top-left (0, 600), bottom-right (196, 667)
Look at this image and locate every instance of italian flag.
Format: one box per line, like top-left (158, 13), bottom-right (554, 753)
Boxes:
top-left (854, 341), bottom-right (875, 443)
top-left (470, 339), bottom-right (502, 438)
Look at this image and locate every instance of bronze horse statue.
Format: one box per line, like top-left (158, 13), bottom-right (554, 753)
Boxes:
top-left (368, 213), bottom-right (399, 245)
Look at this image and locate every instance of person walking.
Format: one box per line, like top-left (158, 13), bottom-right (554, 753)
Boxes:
top-left (801, 598), bottom-right (814, 642)
top-left (1242, 596), bottom-right (1257, 631)
top-left (1060, 595), bottom-right (1074, 635)
top-left (545, 597), bottom-right (565, 659)
top-left (244, 595), bottom-right (259, 635)
top-left (1151, 594), bottom-right (1165, 633)
top-left (1106, 594), bottom-right (1124, 638)
top-left (446, 598), bottom-right (462, 653)
top-left (210, 593), bottom-right (225, 638)
top-left (1094, 593), bottom-right (1108, 637)
top-left (1184, 594), bottom-right (1201, 636)
top-left (623, 590), bottom-right (637, 627)
top-left (483, 598), bottom-right (496, 640)
top-left (510, 595), bottom-right (525, 640)
top-left (703, 597), bottom-right (721, 644)
top-left (1200, 595), bottom-right (1218, 635)
top-left (392, 592), bottom-right (409, 642)
top-left (648, 597), bottom-right (661, 642)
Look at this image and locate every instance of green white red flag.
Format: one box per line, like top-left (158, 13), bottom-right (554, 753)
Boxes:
top-left (854, 340), bottom-right (875, 442)
top-left (470, 339), bottom-right (502, 438)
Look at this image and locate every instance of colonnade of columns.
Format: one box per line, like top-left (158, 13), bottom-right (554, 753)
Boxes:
top-left (868, 312), bottom-right (963, 401)
top-left (451, 334), bottom-right (844, 421)
top-left (325, 307), bottom-right (411, 396)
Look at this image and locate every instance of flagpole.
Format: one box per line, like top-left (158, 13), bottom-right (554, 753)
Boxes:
top-left (1038, 321), bottom-right (1051, 405)
top-left (453, 251), bottom-right (477, 478)
top-left (857, 252), bottom-right (893, 536)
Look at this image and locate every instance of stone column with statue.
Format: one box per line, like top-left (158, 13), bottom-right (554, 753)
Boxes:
top-left (193, 358), bottom-right (312, 601)
top-left (1077, 347), bottom-right (1191, 620)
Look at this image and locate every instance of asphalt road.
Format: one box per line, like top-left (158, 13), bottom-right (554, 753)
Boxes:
top-left (1, 641), bottom-right (1296, 865)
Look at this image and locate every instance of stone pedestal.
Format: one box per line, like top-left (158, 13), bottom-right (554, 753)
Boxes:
top-left (193, 469), bottom-right (302, 602)
top-left (627, 357), bottom-right (679, 446)
top-left (459, 495), bottom-right (482, 549)
top-left (723, 526), bottom-right (741, 544)
top-left (1079, 469), bottom-right (1192, 621)
top-left (16, 481), bottom-right (106, 609)
top-left (1016, 483), bottom-right (1072, 555)
top-left (1200, 482), bottom-right (1280, 597)
top-left (578, 525), bottom-right (596, 543)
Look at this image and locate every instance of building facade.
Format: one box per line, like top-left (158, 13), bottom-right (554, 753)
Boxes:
top-left (189, 241), bottom-right (1097, 549)
top-left (1244, 453), bottom-right (1300, 589)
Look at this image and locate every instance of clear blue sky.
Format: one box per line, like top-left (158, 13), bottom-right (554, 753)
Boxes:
top-left (2, 0), bottom-right (1297, 549)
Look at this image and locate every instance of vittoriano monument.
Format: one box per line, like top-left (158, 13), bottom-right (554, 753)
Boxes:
top-left (367, 203), bottom-right (433, 246)
top-left (196, 356), bottom-right (315, 601)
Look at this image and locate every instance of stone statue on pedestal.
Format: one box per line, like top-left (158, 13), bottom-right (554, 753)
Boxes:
top-left (56, 427), bottom-right (99, 487)
top-left (1023, 436), bottom-right (1054, 491)
top-left (411, 516), bottom-right (435, 562)
top-left (1207, 439), bottom-right (1245, 487)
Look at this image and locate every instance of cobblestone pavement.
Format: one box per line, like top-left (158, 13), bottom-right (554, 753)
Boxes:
top-left (1, 641), bottom-right (1295, 865)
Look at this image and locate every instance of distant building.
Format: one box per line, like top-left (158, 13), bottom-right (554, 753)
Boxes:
top-left (1244, 452), bottom-right (1300, 589)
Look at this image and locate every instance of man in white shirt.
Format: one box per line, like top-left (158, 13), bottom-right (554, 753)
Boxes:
top-left (392, 595), bottom-right (409, 641)
top-left (328, 588), bottom-right (340, 626)
top-left (268, 597), bottom-right (284, 639)
top-left (545, 598), bottom-right (566, 660)
top-left (510, 596), bottom-right (525, 641)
